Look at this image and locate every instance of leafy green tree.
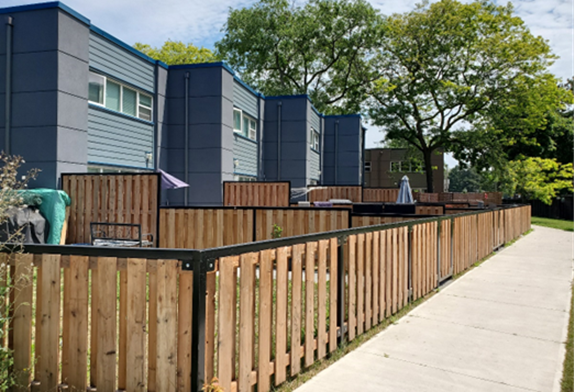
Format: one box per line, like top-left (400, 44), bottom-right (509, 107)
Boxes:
top-left (368, 0), bottom-right (556, 192)
top-left (216, 0), bottom-right (383, 114)
top-left (133, 40), bottom-right (218, 65)
top-left (452, 75), bottom-right (573, 172)
top-left (448, 166), bottom-right (482, 193)
top-left (500, 158), bottom-right (573, 204)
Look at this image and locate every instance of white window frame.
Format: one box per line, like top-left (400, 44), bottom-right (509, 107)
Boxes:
top-left (233, 175), bottom-right (257, 182)
top-left (233, 108), bottom-right (257, 141)
top-left (390, 161), bottom-right (401, 172)
top-left (88, 71), bottom-right (153, 122)
top-left (310, 128), bottom-right (320, 151)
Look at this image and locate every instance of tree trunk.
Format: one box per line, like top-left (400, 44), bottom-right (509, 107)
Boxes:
top-left (423, 148), bottom-right (434, 193)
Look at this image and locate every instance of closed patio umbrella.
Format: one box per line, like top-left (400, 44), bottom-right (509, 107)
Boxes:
top-left (396, 175), bottom-right (414, 204)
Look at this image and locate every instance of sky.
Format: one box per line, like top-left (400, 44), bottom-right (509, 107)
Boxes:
top-left (3, 0), bottom-right (573, 167)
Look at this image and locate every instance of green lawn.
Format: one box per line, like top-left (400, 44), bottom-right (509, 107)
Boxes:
top-left (562, 286), bottom-right (574, 392)
top-left (531, 217), bottom-right (574, 232)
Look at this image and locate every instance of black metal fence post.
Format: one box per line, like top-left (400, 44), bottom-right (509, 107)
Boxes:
top-left (191, 254), bottom-right (210, 392)
top-left (337, 236), bottom-right (346, 344)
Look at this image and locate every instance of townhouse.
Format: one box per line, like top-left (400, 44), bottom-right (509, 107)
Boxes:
top-left (0, 1), bottom-right (365, 205)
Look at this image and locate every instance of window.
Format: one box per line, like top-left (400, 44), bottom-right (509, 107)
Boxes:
top-left (88, 71), bottom-right (153, 121)
top-left (233, 108), bottom-right (257, 141)
top-left (400, 161), bottom-right (411, 172)
top-left (390, 161), bottom-right (401, 172)
top-left (88, 73), bottom-right (105, 104)
top-left (234, 175), bottom-right (256, 182)
top-left (310, 128), bottom-right (320, 151)
top-left (364, 162), bottom-right (371, 172)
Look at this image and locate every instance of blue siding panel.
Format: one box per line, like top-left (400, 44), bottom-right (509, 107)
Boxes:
top-left (310, 111), bottom-right (321, 132)
top-left (88, 107), bottom-right (154, 168)
top-left (233, 135), bottom-right (258, 177)
top-left (233, 81), bottom-right (258, 118)
top-left (310, 150), bottom-right (320, 180)
top-left (89, 32), bottom-right (154, 92)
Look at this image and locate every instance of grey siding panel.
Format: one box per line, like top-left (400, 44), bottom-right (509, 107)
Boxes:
top-left (233, 81), bottom-right (258, 118)
top-left (233, 135), bottom-right (258, 177)
top-left (89, 33), bottom-right (154, 92)
top-left (310, 111), bottom-right (321, 132)
top-left (87, 107), bottom-right (154, 168)
top-left (310, 150), bottom-right (320, 180)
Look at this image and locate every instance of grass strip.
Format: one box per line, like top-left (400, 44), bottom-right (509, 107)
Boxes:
top-left (531, 217), bottom-right (574, 232)
top-left (561, 285), bottom-right (574, 392)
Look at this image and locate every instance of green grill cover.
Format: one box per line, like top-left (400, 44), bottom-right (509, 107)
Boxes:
top-left (20, 189), bottom-right (71, 244)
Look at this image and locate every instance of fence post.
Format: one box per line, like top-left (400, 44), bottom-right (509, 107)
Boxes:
top-left (436, 219), bottom-right (441, 286)
top-left (407, 225), bottom-right (413, 302)
top-left (191, 255), bottom-right (210, 392)
top-left (337, 236), bottom-right (346, 344)
top-left (450, 217), bottom-right (455, 276)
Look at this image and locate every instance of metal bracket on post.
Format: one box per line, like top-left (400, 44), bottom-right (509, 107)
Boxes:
top-left (191, 253), bottom-right (208, 392)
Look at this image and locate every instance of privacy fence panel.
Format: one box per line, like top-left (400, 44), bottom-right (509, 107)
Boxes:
top-left (362, 188), bottom-right (399, 203)
top-left (351, 215), bottom-right (418, 227)
top-left (62, 173), bottom-right (160, 245)
top-left (223, 182), bottom-right (291, 207)
top-left (308, 186), bottom-right (363, 203)
top-left (254, 209), bottom-right (350, 241)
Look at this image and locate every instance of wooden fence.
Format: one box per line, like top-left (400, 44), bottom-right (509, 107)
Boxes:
top-left (362, 188), bottom-right (399, 203)
top-left (307, 186), bottom-right (363, 203)
top-left (1, 250), bottom-right (197, 392)
top-left (416, 192), bottom-right (503, 206)
top-left (62, 173), bottom-right (160, 245)
top-left (159, 207), bottom-right (351, 248)
top-left (5, 205), bottom-right (531, 392)
top-left (223, 182), bottom-right (290, 207)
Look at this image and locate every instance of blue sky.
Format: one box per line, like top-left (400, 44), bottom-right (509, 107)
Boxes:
top-left (2, 0), bottom-right (573, 166)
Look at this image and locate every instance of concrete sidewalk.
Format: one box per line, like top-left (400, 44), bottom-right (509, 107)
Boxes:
top-left (295, 226), bottom-right (573, 392)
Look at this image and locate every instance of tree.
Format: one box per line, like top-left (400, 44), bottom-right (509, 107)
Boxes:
top-left (500, 158), bottom-right (573, 204)
top-left (448, 166), bottom-right (482, 193)
top-left (452, 75), bottom-right (573, 172)
top-left (368, 0), bottom-right (556, 192)
top-left (215, 0), bottom-right (383, 114)
top-left (133, 40), bottom-right (218, 65)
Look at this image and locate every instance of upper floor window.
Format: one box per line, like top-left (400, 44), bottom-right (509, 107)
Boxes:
top-left (310, 128), bottom-right (320, 151)
top-left (364, 161), bottom-right (371, 172)
top-left (88, 71), bottom-right (153, 122)
top-left (233, 108), bottom-right (257, 141)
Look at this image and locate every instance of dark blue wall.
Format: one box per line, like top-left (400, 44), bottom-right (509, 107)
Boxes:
top-left (323, 115), bottom-right (363, 185)
top-left (0, 7), bottom-right (89, 188)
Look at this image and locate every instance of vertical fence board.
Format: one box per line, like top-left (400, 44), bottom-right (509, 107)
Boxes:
top-left (126, 259), bottom-right (147, 392)
top-left (239, 253), bottom-right (256, 391)
top-left (329, 238), bottom-right (338, 353)
top-left (178, 268), bottom-right (194, 391)
top-left (13, 254), bottom-right (34, 389)
top-left (372, 231), bottom-right (379, 326)
top-left (156, 260), bottom-right (178, 392)
top-left (96, 257), bottom-right (117, 391)
top-left (38, 254), bottom-right (61, 390)
top-left (305, 242), bottom-right (316, 367)
top-left (62, 255), bottom-right (89, 390)
top-left (258, 250), bottom-right (273, 390)
top-left (348, 235), bottom-right (357, 341)
top-left (317, 240), bottom-right (328, 360)
top-left (356, 234), bottom-right (365, 335)
top-left (364, 233), bottom-right (372, 331)
top-left (218, 257), bottom-right (238, 391)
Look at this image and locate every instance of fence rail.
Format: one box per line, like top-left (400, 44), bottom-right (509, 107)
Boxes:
top-left (4, 205), bottom-right (530, 392)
